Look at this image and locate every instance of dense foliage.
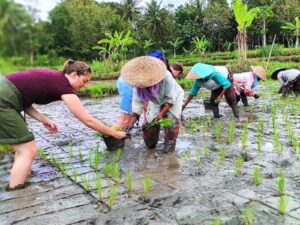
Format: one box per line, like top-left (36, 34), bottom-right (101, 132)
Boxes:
top-left (0, 0), bottom-right (299, 65)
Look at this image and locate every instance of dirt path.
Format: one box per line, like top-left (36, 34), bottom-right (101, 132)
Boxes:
top-left (0, 82), bottom-right (300, 225)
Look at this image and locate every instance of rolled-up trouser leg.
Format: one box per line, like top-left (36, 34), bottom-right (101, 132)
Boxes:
top-left (224, 85), bottom-right (239, 119)
top-left (240, 91), bottom-right (248, 106)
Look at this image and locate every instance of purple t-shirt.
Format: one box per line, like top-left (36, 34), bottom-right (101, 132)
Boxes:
top-left (6, 69), bottom-right (74, 108)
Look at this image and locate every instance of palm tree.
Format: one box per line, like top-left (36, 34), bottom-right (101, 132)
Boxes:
top-left (232, 0), bottom-right (259, 63)
top-left (257, 6), bottom-right (273, 47)
top-left (282, 17), bottom-right (300, 48)
top-left (121, 0), bottom-right (141, 22)
top-left (143, 0), bottom-right (168, 48)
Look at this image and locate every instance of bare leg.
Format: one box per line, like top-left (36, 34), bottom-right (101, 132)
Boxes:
top-left (9, 140), bottom-right (38, 188)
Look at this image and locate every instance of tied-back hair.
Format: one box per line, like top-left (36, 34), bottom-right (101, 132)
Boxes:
top-left (63, 59), bottom-right (91, 75)
top-left (171, 63), bottom-right (183, 75)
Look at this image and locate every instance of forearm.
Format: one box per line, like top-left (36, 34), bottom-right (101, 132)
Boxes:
top-left (25, 106), bottom-right (48, 123)
top-left (160, 103), bottom-right (173, 117)
top-left (183, 95), bottom-right (193, 108)
top-left (217, 89), bottom-right (227, 99)
top-left (84, 116), bottom-right (118, 136)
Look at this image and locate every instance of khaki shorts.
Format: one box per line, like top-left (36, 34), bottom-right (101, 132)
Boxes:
top-left (0, 76), bottom-right (34, 144)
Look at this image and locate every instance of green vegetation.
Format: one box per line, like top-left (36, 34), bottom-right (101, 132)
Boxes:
top-left (242, 204), bottom-right (256, 225)
top-left (143, 175), bottom-right (152, 200)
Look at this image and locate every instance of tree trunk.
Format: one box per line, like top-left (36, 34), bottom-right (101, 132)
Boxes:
top-left (30, 50), bottom-right (34, 66)
top-left (237, 29), bottom-right (247, 64)
top-left (263, 19), bottom-right (266, 47)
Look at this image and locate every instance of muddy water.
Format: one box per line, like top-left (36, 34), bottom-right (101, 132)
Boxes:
top-left (1, 82), bottom-right (300, 225)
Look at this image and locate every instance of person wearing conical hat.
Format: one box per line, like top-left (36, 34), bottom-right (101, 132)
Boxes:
top-left (182, 63), bottom-right (239, 119)
top-left (233, 66), bottom-right (266, 107)
top-left (271, 68), bottom-right (300, 96)
top-left (122, 56), bottom-right (184, 153)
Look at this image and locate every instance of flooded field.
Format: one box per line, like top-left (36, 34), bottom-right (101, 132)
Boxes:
top-left (0, 81), bottom-right (300, 225)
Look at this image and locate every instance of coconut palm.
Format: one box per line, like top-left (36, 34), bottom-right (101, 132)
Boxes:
top-left (232, 0), bottom-right (260, 63)
top-left (121, 0), bottom-right (141, 22)
top-left (282, 17), bottom-right (300, 48)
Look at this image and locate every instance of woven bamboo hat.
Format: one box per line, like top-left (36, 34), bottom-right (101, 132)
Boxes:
top-left (121, 56), bottom-right (166, 88)
top-left (251, 66), bottom-right (266, 80)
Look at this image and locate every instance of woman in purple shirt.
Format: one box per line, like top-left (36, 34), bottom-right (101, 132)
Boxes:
top-left (0, 59), bottom-right (126, 190)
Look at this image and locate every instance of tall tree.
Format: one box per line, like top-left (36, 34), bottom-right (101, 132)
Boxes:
top-left (257, 6), bottom-right (273, 47)
top-left (282, 17), bottom-right (300, 48)
top-left (121, 0), bottom-right (141, 22)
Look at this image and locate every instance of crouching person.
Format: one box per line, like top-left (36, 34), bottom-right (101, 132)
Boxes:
top-left (271, 68), bottom-right (300, 96)
top-left (122, 56), bottom-right (184, 153)
top-left (233, 66), bottom-right (266, 106)
top-left (182, 63), bottom-right (239, 119)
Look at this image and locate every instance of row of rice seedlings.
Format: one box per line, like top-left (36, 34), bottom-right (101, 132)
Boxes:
top-left (219, 146), bottom-right (226, 160)
top-left (252, 166), bottom-right (262, 185)
top-left (214, 121), bottom-right (223, 143)
top-left (242, 204), bottom-right (255, 225)
top-left (126, 170), bottom-right (133, 193)
top-left (49, 153), bottom-right (68, 177)
top-left (203, 145), bottom-right (209, 158)
top-left (256, 118), bottom-right (264, 152)
top-left (95, 176), bottom-right (103, 200)
top-left (284, 115), bottom-right (300, 159)
top-left (234, 155), bottom-right (244, 177)
top-left (226, 120), bottom-right (235, 144)
top-left (241, 122), bottom-right (248, 150)
top-left (68, 141), bottom-right (74, 157)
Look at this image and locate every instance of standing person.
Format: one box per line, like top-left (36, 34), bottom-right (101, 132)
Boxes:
top-left (122, 56), bottom-right (184, 153)
top-left (271, 68), bottom-right (300, 96)
top-left (0, 59), bottom-right (126, 190)
top-left (233, 66), bottom-right (266, 106)
top-left (182, 63), bottom-right (239, 119)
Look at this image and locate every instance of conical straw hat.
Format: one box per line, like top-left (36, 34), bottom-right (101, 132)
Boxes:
top-left (251, 66), bottom-right (266, 80)
top-left (121, 56), bottom-right (166, 88)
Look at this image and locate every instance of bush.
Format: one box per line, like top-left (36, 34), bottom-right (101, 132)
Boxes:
top-left (257, 44), bottom-right (284, 57)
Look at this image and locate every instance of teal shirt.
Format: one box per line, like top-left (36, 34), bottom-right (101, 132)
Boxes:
top-left (189, 72), bottom-right (231, 97)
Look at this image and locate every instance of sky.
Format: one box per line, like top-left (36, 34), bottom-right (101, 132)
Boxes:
top-left (15, 0), bottom-right (188, 21)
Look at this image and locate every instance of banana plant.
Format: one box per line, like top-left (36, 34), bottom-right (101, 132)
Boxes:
top-left (167, 37), bottom-right (183, 57)
top-left (232, 0), bottom-right (260, 63)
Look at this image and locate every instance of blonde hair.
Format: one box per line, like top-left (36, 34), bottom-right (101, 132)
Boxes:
top-left (63, 59), bottom-right (91, 75)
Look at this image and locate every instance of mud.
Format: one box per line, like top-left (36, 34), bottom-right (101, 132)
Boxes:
top-left (0, 82), bottom-right (300, 225)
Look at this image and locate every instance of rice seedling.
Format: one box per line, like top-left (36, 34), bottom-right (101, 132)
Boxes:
top-left (95, 176), bottom-right (103, 200)
top-left (279, 195), bottom-right (289, 215)
top-left (182, 150), bottom-right (190, 161)
top-left (258, 118), bottom-right (264, 132)
top-left (72, 169), bottom-right (78, 183)
top-left (78, 149), bottom-right (83, 163)
top-left (261, 103), bottom-right (268, 113)
top-left (226, 120), bottom-right (235, 144)
top-left (108, 185), bottom-right (117, 209)
top-left (82, 176), bottom-right (90, 193)
top-left (219, 146), bottom-right (226, 160)
top-left (257, 132), bottom-right (262, 152)
top-left (68, 142), bottom-right (73, 157)
top-left (206, 117), bottom-right (212, 128)
top-left (242, 204), bottom-right (255, 225)
top-left (252, 166), bottom-right (262, 185)
top-left (88, 148), bottom-right (94, 166)
top-left (112, 163), bottom-right (121, 183)
top-left (273, 129), bottom-right (282, 155)
top-left (105, 162), bottom-right (113, 178)
top-left (241, 122), bottom-right (248, 149)
top-left (278, 169), bottom-right (285, 196)
top-left (143, 175), bottom-right (152, 200)
top-left (203, 145), bottom-right (209, 157)
top-left (39, 148), bottom-right (46, 160)
top-left (93, 150), bottom-right (100, 171)
top-left (126, 170), bottom-right (133, 193)
top-left (113, 148), bottom-right (122, 162)
top-left (214, 121), bottom-right (223, 143)
top-left (212, 217), bottom-right (221, 225)
top-left (234, 155), bottom-right (244, 177)
top-left (195, 150), bottom-right (200, 165)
